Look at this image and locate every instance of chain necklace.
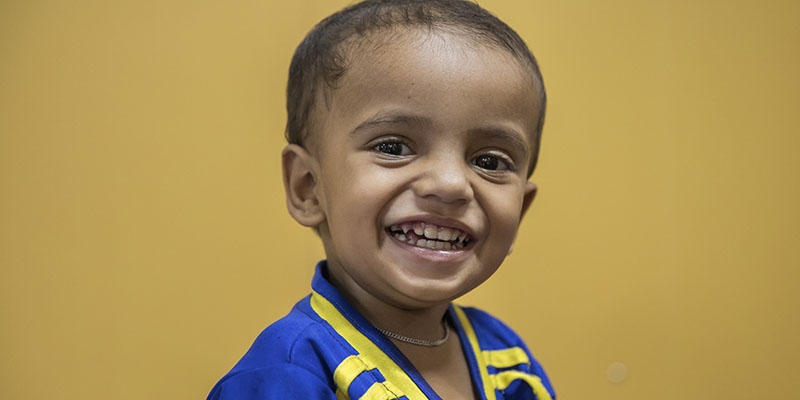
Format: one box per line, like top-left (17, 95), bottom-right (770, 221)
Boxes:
top-left (376, 320), bottom-right (450, 347)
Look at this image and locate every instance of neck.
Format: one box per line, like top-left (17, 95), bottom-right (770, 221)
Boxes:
top-left (323, 260), bottom-right (453, 341)
top-left (363, 300), bottom-right (451, 342)
top-left (332, 280), bottom-right (450, 341)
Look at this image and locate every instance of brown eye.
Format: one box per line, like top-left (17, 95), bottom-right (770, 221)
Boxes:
top-left (472, 153), bottom-right (515, 172)
top-left (375, 141), bottom-right (409, 156)
top-left (473, 154), bottom-right (501, 170)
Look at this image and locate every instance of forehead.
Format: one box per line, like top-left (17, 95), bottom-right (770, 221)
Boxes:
top-left (315, 28), bottom-right (541, 119)
top-left (342, 28), bottom-right (537, 91)
top-left (309, 29), bottom-right (542, 142)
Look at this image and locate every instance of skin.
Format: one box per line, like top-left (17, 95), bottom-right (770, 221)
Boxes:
top-left (283, 28), bottom-right (542, 399)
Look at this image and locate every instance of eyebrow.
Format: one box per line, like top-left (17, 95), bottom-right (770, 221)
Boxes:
top-left (351, 111), bottom-right (432, 134)
top-left (469, 127), bottom-right (530, 157)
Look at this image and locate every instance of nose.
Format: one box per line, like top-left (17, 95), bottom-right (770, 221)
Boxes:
top-left (413, 153), bottom-right (474, 204)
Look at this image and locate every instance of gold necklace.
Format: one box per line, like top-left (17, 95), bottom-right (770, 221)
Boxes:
top-left (377, 320), bottom-right (450, 347)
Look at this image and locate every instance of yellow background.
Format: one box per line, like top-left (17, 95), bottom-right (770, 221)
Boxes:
top-left (1, 0), bottom-right (798, 399)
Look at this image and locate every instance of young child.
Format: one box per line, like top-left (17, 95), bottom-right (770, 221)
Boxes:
top-left (209, 0), bottom-right (555, 398)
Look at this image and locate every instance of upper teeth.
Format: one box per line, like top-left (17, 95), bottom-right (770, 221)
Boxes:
top-left (389, 222), bottom-right (470, 250)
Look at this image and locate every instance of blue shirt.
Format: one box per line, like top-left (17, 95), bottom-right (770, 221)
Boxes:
top-left (209, 262), bottom-right (556, 399)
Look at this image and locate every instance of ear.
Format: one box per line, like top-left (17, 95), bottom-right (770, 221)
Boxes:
top-left (519, 181), bottom-right (538, 220)
top-left (282, 144), bottom-right (325, 227)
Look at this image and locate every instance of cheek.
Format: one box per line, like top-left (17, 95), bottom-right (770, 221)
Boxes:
top-left (322, 164), bottom-right (393, 222)
top-left (485, 189), bottom-right (526, 239)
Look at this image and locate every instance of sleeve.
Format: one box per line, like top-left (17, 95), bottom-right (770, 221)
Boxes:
top-left (207, 364), bottom-right (337, 400)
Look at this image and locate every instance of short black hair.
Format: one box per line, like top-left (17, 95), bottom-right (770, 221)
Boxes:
top-left (286, 0), bottom-right (547, 174)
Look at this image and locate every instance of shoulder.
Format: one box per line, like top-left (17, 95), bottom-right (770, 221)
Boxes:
top-left (207, 364), bottom-right (338, 400)
top-left (457, 305), bottom-right (528, 347)
top-left (208, 298), bottom-right (348, 399)
top-left (455, 305), bottom-right (557, 399)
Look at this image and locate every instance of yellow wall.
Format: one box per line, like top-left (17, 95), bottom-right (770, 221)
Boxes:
top-left (1, 1), bottom-right (798, 399)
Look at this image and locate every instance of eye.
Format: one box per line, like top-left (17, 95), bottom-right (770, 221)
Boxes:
top-left (472, 153), bottom-right (513, 172)
top-left (374, 140), bottom-right (411, 156)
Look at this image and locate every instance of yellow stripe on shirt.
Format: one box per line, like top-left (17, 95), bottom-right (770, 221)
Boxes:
top-left (493, 370), bottom-right (553, 400)
top-left (310, 291), bottom-right (427, 399)
top-left (453, 305), bottom-right (497, 400)
top-left (483, 347), bottom-right (529, 369)
top-left (454, 306), bottom-right (552, 400)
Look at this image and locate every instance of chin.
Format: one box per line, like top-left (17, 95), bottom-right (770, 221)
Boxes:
top-left (388, 272), bottom-right (482, 307)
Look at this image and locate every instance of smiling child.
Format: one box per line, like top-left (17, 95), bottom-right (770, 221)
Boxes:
top-left (208, 0), bottom-right (555, 398)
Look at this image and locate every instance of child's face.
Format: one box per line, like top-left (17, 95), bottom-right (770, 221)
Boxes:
top-left (304, 30), bottom-right (540, 309)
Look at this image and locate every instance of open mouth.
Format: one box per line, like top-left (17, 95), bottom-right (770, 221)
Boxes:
top-left (387, 222), bottom-right (471, 250)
